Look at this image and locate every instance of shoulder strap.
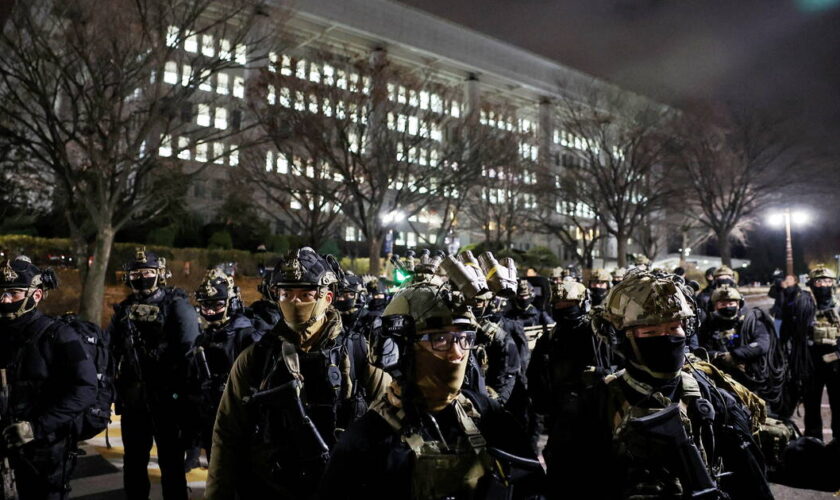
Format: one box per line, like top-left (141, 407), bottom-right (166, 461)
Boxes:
top-left (454, 395), bottom-right (486, 453)
top-left (281, 339), bottom-right (304, 383)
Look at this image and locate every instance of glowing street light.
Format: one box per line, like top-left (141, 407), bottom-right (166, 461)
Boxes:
top-left (766, 208), bottom-right (810, 277)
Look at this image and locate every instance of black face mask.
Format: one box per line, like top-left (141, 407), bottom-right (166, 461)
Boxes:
top-left (130, 277), bottom-right (158, 293)
top-left (633, 335), bottom-right (686, 378)
top-left (590, 288), bottom-right (608, 306)
top-left (714, 278), bottom-right (736, 288)
top-left (812, 286), bottom-right (833, 308)
top-left (201, 311), bottom-right (227, 323)
top-left (515, 296), bottom-right (533, 309)
top-left (368, 298), bottom-right (387, 310)
top-left (553, 305), bottom-right (582, 321)
top-left (714, 306), bottom-right (739, 321)
top-left (0, 298), bottom-right (26, 318)
top-left (334, 298), bottom-right (355, 312)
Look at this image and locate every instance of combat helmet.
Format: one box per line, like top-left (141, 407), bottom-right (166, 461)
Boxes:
top-left (195, 267), bottom-right (242, 324)
top-left (270, 247), bottom-right (338, 290)
top-left (123, 247), bottom-right (170, 295)
top-left (0, 256), bottom-right (58, 320)
top-left (600, 271), bottom-right (694, 331)
top-left (714, 265), bottom-right (735, 278)
top-left (808, 265), bottom-right (836, 282)
top-left (589, 268), bottom-right (612, 286)
top-left (611, 267), bottom-right (627, 284)
top-left (710, 284), bottom-right (744, 310)
top-left (551, 280), bottom-right (587, 305)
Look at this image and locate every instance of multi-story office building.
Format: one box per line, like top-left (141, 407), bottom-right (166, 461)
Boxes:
top-left (168, 0), bottom-right (655, 266)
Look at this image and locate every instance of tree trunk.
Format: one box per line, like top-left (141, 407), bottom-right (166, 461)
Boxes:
top-left (70, 232), bottom-right (90, 287)
top-left (616, 234), bottom-right (628, 268)
top-left (79, 226), bottom-right (115, 325)
top-left (368, 234), bottom-right (383, 277)
top-left (717, 230), bottom-right (732, 268)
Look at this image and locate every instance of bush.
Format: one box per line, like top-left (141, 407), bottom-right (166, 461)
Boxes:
top-left (208, 231), bottom-right (233, 250)
top-left (146, 225), bottom-right (177, 247)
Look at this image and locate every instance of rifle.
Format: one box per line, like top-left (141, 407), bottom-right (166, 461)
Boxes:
top-left (118, 317), bottom-right (156, 430)
top-left (243, 379), bottom-right (330, 464)
top-left (1, 369), bottom-right (19, 500)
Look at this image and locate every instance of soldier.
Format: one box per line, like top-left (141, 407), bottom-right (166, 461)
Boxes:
top-left (696, 266), bottom-right (717, 313)
top-left (782, 266), bottom-right (840, 440)
top-left (206, 248), bottom-right (389, 499)
top-left (109, 248), bottom-right (199, 499)
top-left (544, 271), bottom-right (772, 499)
top-left (320, 281), bottom-right (544, 499)
top-left (334, 272), bottom-right (369, 338)
top-left (0, 257), bottom-right (97, 499)
top-left (588, 268), bottom-right (612, 307)
top-left (611, 267), bottom-right (627, 286)
top-left (698, 285), bottom-right (772, 392)
top-left (528, 281), bottom-right (595, 452)
top-left (244, 272), bottom-right (282, 336)
top-left (186, 268), bottom-right (259, 470)
top-left (712, 265), bottom-right (737, 288)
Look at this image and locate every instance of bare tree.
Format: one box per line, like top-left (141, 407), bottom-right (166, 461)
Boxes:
top-left (0, 0), bottom-right (276, 321)
top-left (248, 48), bottom-right (483, 275)
top-left (672, 105), bottom-right (802, 267)
top-left (557, 86), bottom-right (678, 267)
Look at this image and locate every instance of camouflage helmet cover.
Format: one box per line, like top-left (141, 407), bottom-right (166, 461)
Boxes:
top-left (383, 282), bottom-right (474, 332)
top-left (195, 267), bottom-right (237, 302)
top-left (552, 281), bottom-right (587, 303)
top-left (710, 284), bottom-right (743, 304)
top-left (589, 268), bottom-right (612, 284)
top-left (270, 247), bottom-right (338, 289)
top-left (808, 265), bottom-right (836, 281)
top-left (601, 271), bottom-right (694, 330)
top-left (713, 265), bottom-right (734, 278)
top-left (611, 267), bottom-right (627, 280)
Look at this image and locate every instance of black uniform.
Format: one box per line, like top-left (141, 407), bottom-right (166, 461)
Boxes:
top-left (544, 366), bottom-right (773, 499)
top-left (699, 307), bottom-right (771, 391)
top-left (109, 287), bottom-right (200, 499)
top-left (320, 389), bottom-right (542, 499)
top-left (190, 313), bottom-right (258, 462)
top-left (245, 299), bottom-right (281, 338)
top-left (0, 310), bottom-right (97, 500)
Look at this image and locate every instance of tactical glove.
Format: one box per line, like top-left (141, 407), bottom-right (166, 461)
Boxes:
top-left (3, 421), bottom-right (34, 448)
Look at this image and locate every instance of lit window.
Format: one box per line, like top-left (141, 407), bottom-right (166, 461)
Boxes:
top-left (335, 100), bottom-right (345, 119)
top-left (408, 116), bottom-right (418, 135)
top-left (217, 73), bottom-right (229, 95)
top-left (431, 94), bottom-right (443, 113)
top-left (323, 97), bottom-right (332, 117)
top-left (305, 161), bottom-right (315, 178)
top-left (420, 91), bottom-right (430, 110)
top-left (215, 108), bottom-right (227, 129)
top-left (397, 114), bottom-right (406, 131)
top-left (407, 233), bottom-right (416, 247)
top-left (233, 76), bottom-right (244, 98)
top-left (266, 151), bottom-right (274, 172)
top-left (308, 93), bottom-right (318, 114)
top-left (280, 87), bottom-right (290, 107)
top-left (336, 70), bottom-right (347, 89)
top-left (199, 69), bottom-right (212, 92)
top-left (409, 90), bottom-right (418, 107)
top-left (197, 104), bottom-right (211, 127)
top-left (201, 34), bottom-right (215, 57)
top-left (158, 135), bottom-right (172, 157)
top-left (362, 76), bottom-right (371, 94)
top-left (234, 44), bottom-right (247, 64)
top-left (277, 154), bottom-right (288, 174)
top-left (345, 226), bottom-right (355, 241)
top-left (295, 59), bottom-right (307, 80)
top-left (268, 51), bottom-right (278, 72)
top-left (398, 86), bottom-right (407, 104)
top-left (267, 85), bottom-right (276, 105)
top-left (291, 197), bottom-right (302, 210)
top-left (450, 101), bottom-right (460, 118)
top-left (163, 61), bottom-right (178, 84)
top-left (229, 149), bottom-right (239, 166)
top-left (431, 126), bottom-right (442, 142)
top-left (181, 64), bottom-right (192, 86)
top-left (219, 38), bottom-right (232, 60)
top-left (322, 64), bottom-right (334, 85)
top-left (295, 91), bottom-right (305, 111)
top-left (184, 33), bottom-right (198, 53)
top-left (166, 26), bottom-right (180, 48)
top-left (309, 63), bottom-right (320, 83)
top-left (214, 143), bottom-right (225, 164)
top-left (349, 72), bottom-right (359, 91)
top-left (196, 142), bottom-right (207, 162)
top-left (177, 137), bottom-right (191, 160)
top-left (281, 55), bottom-right (293, 76)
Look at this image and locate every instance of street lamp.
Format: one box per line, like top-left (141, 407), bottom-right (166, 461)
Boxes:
top-left (767, 208), bottom-right (810, 276)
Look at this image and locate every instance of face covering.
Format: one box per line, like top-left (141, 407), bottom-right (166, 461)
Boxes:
top-left (515, 296), bottom-right (533, 309)
top-left (412, 343), bottom-right (469, 412)
top-left (553, 305), bottom-right (582, 321)
top-left (629, 335), bottom-right (686, 380)
top-left (714, 278), bottom-right (736, 288)
top-left (130, 276), bottom-right (158, 294)
top-left (333, 298), bottom-right (355, 312)
top-left (368, 298), bottom-right (387, 310)
top-left (812, 286), bottom-right (833, 308)
top-left (590, 288), bottom-right (608, 306)
top-left (0, 298), bottom-right (26, 319)
top-left (201, 309), bottom-right (227, 323)
top-left (279, 297), bottom-right (331, 348)
top-left (714, 306), bottom-right (739, 321)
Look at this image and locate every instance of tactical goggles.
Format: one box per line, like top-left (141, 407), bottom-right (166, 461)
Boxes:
top-left (418, 330), bottom-right (477, 352)
top-left (0, 289), bottom-right (27, 301)
top-left (128, 269), bottom-right (158, 279)
top-left (199, 300), bottom-right (227, 311)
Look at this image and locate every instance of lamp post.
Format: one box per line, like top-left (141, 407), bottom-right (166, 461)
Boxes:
top-left (767, 208), bottom-right (809, 277)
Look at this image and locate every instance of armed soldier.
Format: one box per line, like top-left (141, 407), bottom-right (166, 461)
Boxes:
top-left (611, 267), bottom-right (627, 286)
top-left (782, 265), bottom-right (840, 440)
top-left (0, 257), bottom-right (97, 499)
top-left (185, 268), bottom-right (258, 470)
top-left (109, 249), bottom-right (199, 499)
top-left (334, 272), bottom-right (371, 338)
top-left (321, 280), bottom-right (544, 499)
top-left (206, 247), bottom-right (389, 499)
top-left (588, 268), bottom-right (612, 307)
top-left (244, 272), bottom-right (282, 336)
top-left (698, 285), bottom-right (777, 396)
top-left (545, 271), bottom-right (773, 499)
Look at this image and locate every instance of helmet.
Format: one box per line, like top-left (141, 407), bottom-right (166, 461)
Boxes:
top-left (0, 256), bottom-right (58, 320)
top-left (808, 265), bottom-right (836, 281)
top-left (632, 254), bottom-right (650, 267)
top-left (551, 281), bottom-right (587, 304)
top-left (589, 268), bottom-right (612, 285)
top-left (704, 267), bottom-right (717, 279)
top-left (516, 279), bottom-right (534, 298)
top-left (123, 247), bottom-right (170, 294)
top-left (551, 267), bottom-right (564, 279)
top-left (195, 267), bottom-right (242, 324)
top-left (383, 283), bottom-right (474, 333)
top-left (270, 247), bottom-right (338, 290)
top-left (600, 271), bottom-right (694, 330)
top-left (339, 271), bottom-right (365, 295)
top-left (611, 267), bottom-right (627, 282)
top-left (710, 284), bottom-right (744, 309)
top-left (714, 265), bottom-right (734, 278)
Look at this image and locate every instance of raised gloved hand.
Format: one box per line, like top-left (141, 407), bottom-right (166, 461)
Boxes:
top-left (3, 421), bottom-right (35, 448)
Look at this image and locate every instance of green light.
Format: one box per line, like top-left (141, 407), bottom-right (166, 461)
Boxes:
top-left (394, 268), bottom-right (412, 285)
top-left (796, 0), bottom-right (840, 12)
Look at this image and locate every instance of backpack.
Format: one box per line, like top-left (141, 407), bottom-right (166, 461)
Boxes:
top-left (56, 314), bottom-right (114, 441)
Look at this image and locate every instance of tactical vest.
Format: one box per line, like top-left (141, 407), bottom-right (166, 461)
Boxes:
top-left (371, 393), bottom-right (493, 500)
top-left (812, 307), bottom-right (840, 345)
